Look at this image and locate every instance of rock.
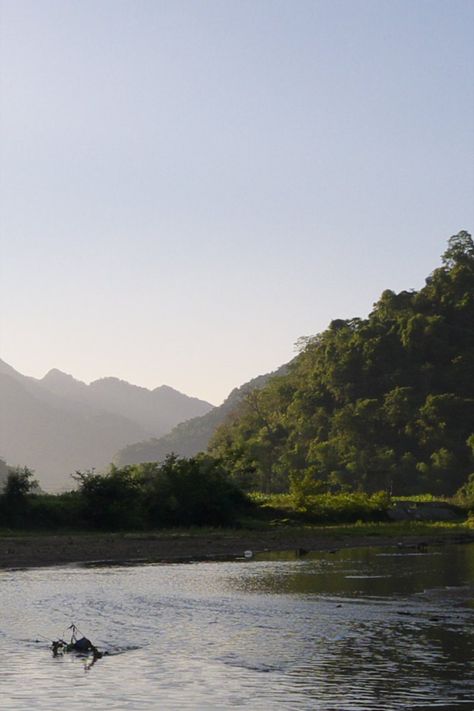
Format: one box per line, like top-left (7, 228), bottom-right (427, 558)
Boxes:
top-left (387, 501), bottom-right (463, 522)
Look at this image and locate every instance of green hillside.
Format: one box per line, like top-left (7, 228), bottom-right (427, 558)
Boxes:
top-left (209, 232), bottom-right (474, 496)
top-left (115, 368), bottom-right (288, 466)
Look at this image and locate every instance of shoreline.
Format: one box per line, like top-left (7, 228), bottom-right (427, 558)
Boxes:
top-left (0, 527), bottom-right (473, 570)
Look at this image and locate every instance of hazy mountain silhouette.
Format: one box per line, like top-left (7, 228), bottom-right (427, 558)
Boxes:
top-left (86, 378), bottom-right (212, 434)
top-left (0, 359), bottom-right (213, 491)
top-left (40, 369), bottom-right (212, 434)
top-left (115, 365), bottom-right (288, 466)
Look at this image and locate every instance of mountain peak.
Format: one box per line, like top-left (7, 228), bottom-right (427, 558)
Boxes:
top-left (40, 369), bottom-right (88, 397)
top-left (90, 376), bottom-right (150, 393)
top-left (0, 358), bottom-right (23, 378)
top-left (153, 384), bottom-right (180, 395)
top-left (43, 367), bottom-right (73, 380)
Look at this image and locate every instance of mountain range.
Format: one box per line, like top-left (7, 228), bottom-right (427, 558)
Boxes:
top-left (0, 359), bottom-right (213, 491)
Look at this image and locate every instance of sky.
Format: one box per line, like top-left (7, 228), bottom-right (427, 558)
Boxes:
top-left (1, 0), bottom-right (473, 405)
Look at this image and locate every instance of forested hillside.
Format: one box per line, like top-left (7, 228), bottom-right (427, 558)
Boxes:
top-left (209, 232), bottom-right (474, 496)
top-left (115, 367), bottom-right (288, 466)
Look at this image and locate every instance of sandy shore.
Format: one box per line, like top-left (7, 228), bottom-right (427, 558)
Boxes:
top-left (0, 529), bottom-right (472, 569)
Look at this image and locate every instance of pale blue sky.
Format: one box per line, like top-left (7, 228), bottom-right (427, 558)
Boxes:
top-left (1, 0), bottom-right (473, 404)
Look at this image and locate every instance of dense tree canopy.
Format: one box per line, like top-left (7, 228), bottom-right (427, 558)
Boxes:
top-left (209, 232), bottom-right (474, 496)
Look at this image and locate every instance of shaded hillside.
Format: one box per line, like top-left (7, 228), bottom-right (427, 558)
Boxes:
top-left (0, 361), bottom-right (213, 491)
top-left (209, 232), bottom-right (474, 496)
top-left (115, 367), bottom-right (288, 466)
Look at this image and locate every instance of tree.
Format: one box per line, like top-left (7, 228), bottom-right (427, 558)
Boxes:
top-left (442, 230), bottom-right (474, 268)
top-left (73, 466), bottom-right (142, 530)
top-left (0, 466), bottom-right (36, 526)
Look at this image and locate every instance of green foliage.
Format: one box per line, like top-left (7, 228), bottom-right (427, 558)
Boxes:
top-left (0, 458), bottom-right (9, 488)
top-left (115, 369), bottom-right (287, 467)
top-left (72, 466), bottom-right (143, 530)
top-left (250, 490), bottom-right (390, 523)
top-left (294, 491), bottom-right (391, 522)
top-left (0, 455), bottom-right (248, 531)
top-left (4, 466), bottom-right (36, 498)
top-left (393, 494), bottom-right (448, 502)
top-left (442, 230), bottom-right (474, 268)
top-left (138, 454), bottom-right (247, 527)
top-left (210, 232), bottom-right (474, 499)
top-left (0, 466), bottom-right (37, 527)
top-left (70, 454), bottom-right (247, 530)
top-left (28, 492), bottom-right (83, 529)
top-left (454, 473), bottom-right (474, 510)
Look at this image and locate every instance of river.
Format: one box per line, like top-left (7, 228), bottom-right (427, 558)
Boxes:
top-left (0, 543), bottom-right (473, 709)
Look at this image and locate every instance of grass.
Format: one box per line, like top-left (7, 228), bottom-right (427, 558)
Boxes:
top-left (249, 491), bottom-right (391, 524)
top-left (292, 519), bottom-right (473, 537)
top-left (249, 491), bottom-right (462, 507)
top-left (135, 519), bottom-right (474, 538)
top-left (0, 491), bottom-right (472, 539)
top-left (392, 494), bottom-right (450, 502)
top-left (0, 520), bottom-right (472, 542)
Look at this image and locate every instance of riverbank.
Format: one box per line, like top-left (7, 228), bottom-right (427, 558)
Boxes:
top-left (0, 522), bottom-right (473, 569)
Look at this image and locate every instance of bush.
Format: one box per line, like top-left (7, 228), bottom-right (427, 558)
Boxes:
top-left (69, 455), bottom-right (247, 530)
top-left (73, 467), bottom-right (144, 530)
top-left (454, 473), bottom-right (474, 511)
top-left (139, 454), bottom-right (247, 527)
top-left (291, 491), bottom-right (391, 523)
top-left (248, 489), bottom-right (391, 524)
top-left (0, 467), bottom-right (36, 527)
top-left (28, 492), bottom-right (83, 529)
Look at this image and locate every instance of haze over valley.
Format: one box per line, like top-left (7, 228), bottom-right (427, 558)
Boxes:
top-left (0, 359), bottom-right (212, 490)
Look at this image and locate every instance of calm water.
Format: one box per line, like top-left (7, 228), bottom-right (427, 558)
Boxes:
top-left (0, 544), bottom-right (473, 710)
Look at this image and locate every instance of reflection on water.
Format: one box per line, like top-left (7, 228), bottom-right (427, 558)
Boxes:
top-left (0, 544), bottom-right (472, 710)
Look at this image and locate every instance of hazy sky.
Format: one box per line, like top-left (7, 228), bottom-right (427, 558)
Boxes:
top-left (1, 0), bottom-right (473, 404)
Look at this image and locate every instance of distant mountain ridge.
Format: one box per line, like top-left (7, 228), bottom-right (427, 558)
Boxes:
top-left (115, 365), bottom-right (289, 466)
top-left (0, 359), bottom-right (214, 491)
top-left (40, 369), bottom-right (213, 434)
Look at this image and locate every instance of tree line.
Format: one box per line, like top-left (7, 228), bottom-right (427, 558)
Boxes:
top-left (0, 456), bottom-right (247, 530)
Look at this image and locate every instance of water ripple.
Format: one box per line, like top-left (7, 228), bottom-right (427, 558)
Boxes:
top-left (0, 544), bottom-right (472, 709)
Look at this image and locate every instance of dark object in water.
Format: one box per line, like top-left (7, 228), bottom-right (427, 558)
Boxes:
top-left (73, 636), bottom-right (94, 653)
top-left (51, 624), bottom-right (103, 661)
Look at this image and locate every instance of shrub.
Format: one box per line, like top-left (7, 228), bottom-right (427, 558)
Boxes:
top-left (139, 454), bottom-right (247, 527)
top-left (454, 473), bottom-right (474, 511)
top-left (28, 492), bottom-right (83, 529)
top-left (291, 491), bottom-right (391, 523)
top-left (73, 466), bottom-right (143, 530)
top-left (70, 455), bottom-right (247, 530)
top-left (0, 467), bottom-right (36, 527)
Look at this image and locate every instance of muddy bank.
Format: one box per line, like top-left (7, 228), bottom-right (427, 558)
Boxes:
top-left (0, 528), bottom-right (473, 569)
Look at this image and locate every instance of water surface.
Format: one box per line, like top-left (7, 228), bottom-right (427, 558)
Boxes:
top-left (0, 544), bottom-right (473, 709)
